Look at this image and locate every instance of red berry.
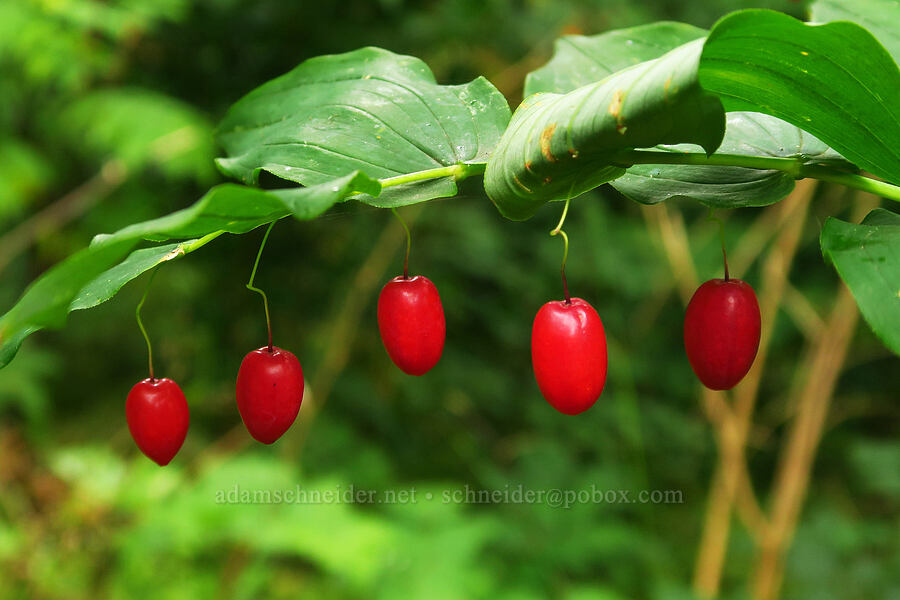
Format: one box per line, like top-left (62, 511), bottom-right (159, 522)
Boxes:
top-left (531, 298), bottom-right (608, 415)
top-left (377, 275), bottom-right (445, 376)
top-left (126, 378), bottom-right (190, 466)
top-left (236, 346), bottom-right (304, 444)
top-left (684, 278), bottom-right (761, 390)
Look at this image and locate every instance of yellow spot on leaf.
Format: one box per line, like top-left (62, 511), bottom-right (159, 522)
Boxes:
top-left (609, 90), bottom-right (626, 133)
top-left (512, 175), bottom-right (532, 193)
top-left (540, 124), bottom-right (558, 163)
top-left (801, 51), bottom-right (809, 56)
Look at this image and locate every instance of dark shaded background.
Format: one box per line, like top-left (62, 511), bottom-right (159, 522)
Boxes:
top-left (0, 1), bottom-right (897, 598)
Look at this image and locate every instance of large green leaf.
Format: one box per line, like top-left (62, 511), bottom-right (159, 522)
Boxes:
top-left (700, 9), bottom-right (900, 186)
top-left (522, 21), bottom-right (847, 209)
top-left (485, 38), bottom-right (726, 220)
top-left (810, 0), bottom-right (900, 64)
top-left (614, 112), bottom-right (845, 208)
top-left (216, 47), bottom-right (511, 206)
top-left (821, 209), bottom-right (900, 355)
top-left (0, 172), bottom-right (380, 368)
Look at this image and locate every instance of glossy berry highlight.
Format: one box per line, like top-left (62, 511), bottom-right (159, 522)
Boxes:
top-left (684, 278), bottom-right (761, 390)
top-left (531, 298), bottom-right (608, 415)
top-left (377, 275), bottom-right (445, 376)
top-left (236, 346), bottom-right (304, 444)
top-left (126, 378), bottom-right (190, 466)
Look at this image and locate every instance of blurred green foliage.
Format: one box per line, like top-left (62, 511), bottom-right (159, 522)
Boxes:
top-left (0, 0), bottom-right (896, 598)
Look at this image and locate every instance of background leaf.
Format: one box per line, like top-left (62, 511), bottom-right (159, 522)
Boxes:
top-left (523, 22), bottom-right (707, 98)
top-left (485, 38), bottom-right (726, 220)
top-left (58, 88), bottom-right (217, 182)
top-left (821, 208), bottom-right (900, 355)
top-left (0, 138), bottom-right (54, 226)
top-left (215, 47), bottom-right (510, 206)
top-left (699, 9), bottom-right (900, 186)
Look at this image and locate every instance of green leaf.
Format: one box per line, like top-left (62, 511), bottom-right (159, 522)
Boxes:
top-left (524, 22), bottom-right (707, 97)
top-left (700, 9), bottom-right (900, 186)
top-left (0, 172), bottom-right (381, 369)
top-left (216, 47), bottom-right (510, 206)
top-left (810, 0), bottom-right (900, 64)
top-left (93, 172), bottom-right (380, 246)
top-left (485, 38), bottom-right (726, 220)
top-left (69, 242), bottom-right (191, 312)
top-left (821, 208), bottom-right (900, 355)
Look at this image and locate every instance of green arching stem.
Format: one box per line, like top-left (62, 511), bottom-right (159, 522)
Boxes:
top-left (550, 198), bottom-right (572, 304)
top-left (373, 155), bottom-right (900, 204)
top-left (798, 164), bottom-right (900, 200)
top-left (614, 150), bottom-right (900, 203)
top-left (246, 221), bottom-right (277, 352)
top-left (135, 266), bottom-right (160, 380)
top-left (391, 207), bottom-right (412, 278)
top-left (182, 230), bottom-right (226, 253)
top-left (379, 163), bottom-right (486, 189)
top-left (706, 208), bottom-right (730, 281)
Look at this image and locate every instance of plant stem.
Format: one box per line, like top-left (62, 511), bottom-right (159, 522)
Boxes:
top-left (246, 221), bottom-right (276, 351)
top-left (183, 230), bottom-right (227, 253)
top-left (391, 207), bottom-right (412, 278)
top-left (706, 209), bottom-right (730, 281)
top-left (798, 164), bottom-right (900, 199)
top-left (136, 266), bottom-right (160, 380)
top-left (614, 150), bottom-right (900, 202)
top-left (379, 163), bottom-right (486, 189)
top-left (550, 198), bottom-right (571, 304)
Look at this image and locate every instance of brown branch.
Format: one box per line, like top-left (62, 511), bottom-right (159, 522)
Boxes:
top-left (0, 160), bottom-right (126, 275)
top-left (750, 285), bottom-right (859, 600)
top-left (691, 179), bottom-right (816, 598)
top-left (750, 193), bottom-right (876, 600)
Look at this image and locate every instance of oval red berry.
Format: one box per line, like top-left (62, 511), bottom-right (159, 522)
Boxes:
top-left (684, 278), bottom-right (761, 390)
top-left (531, 298), bottom-right (608, 415)
top-left (377, 275), bottom-right (445, 376)
top-left (236, 346), bottom-right (304, 444)
top-left (126, 377), bottom-right (190, 466)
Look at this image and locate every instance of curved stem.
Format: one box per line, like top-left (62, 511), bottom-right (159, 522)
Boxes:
top-left (247, 221), bottom-right (276, 351)
top-left (136, 266), bottom-right (160, 380)
top-left (391, 207), bottom-right (411, 279)
top-left (550, 198), bottom-right (572, 304)
top-left (614, 150), bottom-right (900, 203)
